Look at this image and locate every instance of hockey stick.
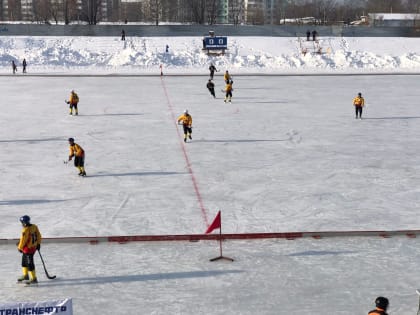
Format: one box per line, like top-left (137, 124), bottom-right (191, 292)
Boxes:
top-left (38, 250), bottom-right (56, 279)
top-left (416, 289), bottom-right (420, 315)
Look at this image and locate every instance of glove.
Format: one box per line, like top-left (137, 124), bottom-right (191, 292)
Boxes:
top-left (68, 156), bottom-right (72, 161)
top-left (18, 249), bottom-right (22, 253)
top-left (36, 244), bottom-right (41, 251)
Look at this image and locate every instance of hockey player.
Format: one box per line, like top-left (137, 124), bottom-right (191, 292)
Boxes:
top-left (224, 79), bottom-right (233, 103)
top-left (66, 90), bottom-right (79, 115)
top-left (68, 137), bottom-right (86, 176)
top-left (224, 70), bottom-right (231, 83)
top-left (17, 215), bottom-right (42, 285)
top-left (177, 110), bottom-right (193, 143)
top-left (207, 79), bottom-right (216, 98)
top-left (353, 92), bottom-right (365, 119)
top-left (368, 296), bottom-right (389, 315)
top-left (209, 63), bottom-right (218, 80)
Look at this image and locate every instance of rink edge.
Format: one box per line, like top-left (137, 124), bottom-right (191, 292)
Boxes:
top-left (1, 230), bottom-right (419, 244)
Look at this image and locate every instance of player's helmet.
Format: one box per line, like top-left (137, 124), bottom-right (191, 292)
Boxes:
top-left (358, 92), bottom-right (362, 96)
top-left (68, 137), bottom-right (74, 143)
top-left (375, 297), bottom-right (389, 309)
top-left (19, 215), bottom-right (30, 225)
top-left (184, 109), bottom-right (188, 114)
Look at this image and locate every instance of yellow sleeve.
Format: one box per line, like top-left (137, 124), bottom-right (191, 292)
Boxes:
top-left (17, 228), bottom-right (29, 251)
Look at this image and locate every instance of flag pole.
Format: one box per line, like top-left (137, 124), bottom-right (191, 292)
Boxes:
top-left (210, 211), bottom-right (234, 262)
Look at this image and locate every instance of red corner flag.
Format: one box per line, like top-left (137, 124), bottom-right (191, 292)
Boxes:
top-left (205, 211), bottom-right (221, 234)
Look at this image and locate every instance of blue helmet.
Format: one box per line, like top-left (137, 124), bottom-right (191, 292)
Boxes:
top-left (19, 215), bottom-right (30, 225)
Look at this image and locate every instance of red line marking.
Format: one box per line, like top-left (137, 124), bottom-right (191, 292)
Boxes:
top-left (160, 77), bottom-right (210, 227)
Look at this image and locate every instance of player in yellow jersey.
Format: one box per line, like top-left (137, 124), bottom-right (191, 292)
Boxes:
top-left (224, 79), bottom-right (233, 103)
top-left (17, 215), bottom-right (42, 285)
top-left (353, 92), bottom-right (365, 119)
top-left (68, 137), bottom-right (86, 176)
top-left (177, 110), bottom-right (193, 143)
top-left (66, 90), bottom-right (79, 116)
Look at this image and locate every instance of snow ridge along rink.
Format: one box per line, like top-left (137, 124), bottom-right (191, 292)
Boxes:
top-left (1, 74), bottom-right (420, 314)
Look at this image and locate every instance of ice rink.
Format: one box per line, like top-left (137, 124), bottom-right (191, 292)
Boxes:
top-left (1, 74), bottom-right (420, 314)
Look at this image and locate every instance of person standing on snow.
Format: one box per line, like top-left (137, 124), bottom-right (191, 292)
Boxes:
top-left (207, 79), bottom-right (216, 98)
top-left (368, 296), bottom-right (389, 315)
top-left (66, 90), bottom-right (79, 115)
top-left (353, 92), bottom-right (365, 119)
top-left (17, 215), bottom-right (42, 285)
top-left (68, 137), bottom-right (86, 176)
top-left (22, 58), bottom-right (27, 73)
top-left (12, 60), bottom-right (17, 74)
top-left (177, 110), bottom-right (193, 143)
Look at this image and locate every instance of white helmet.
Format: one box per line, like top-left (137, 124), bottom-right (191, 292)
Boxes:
top-left (184, 109), bottom-right (188, 114)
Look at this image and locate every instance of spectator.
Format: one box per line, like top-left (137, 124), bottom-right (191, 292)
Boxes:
top-left (22, 58), bottom-right (27, 73)
top-left (12, 60), bottom-right (17, 74)
top-left (121, 29), bottom-right (126, 41)
top-left (165, 45), bottom-right (169, 53)
top-left (306, 30), bottom-right (311, 41)
top-left (312, 30), bottom-right (317, 41)
top-left (368, 296), bottom-right (389, 315)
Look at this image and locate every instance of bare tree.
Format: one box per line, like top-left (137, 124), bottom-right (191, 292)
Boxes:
top-left (80, 0), bottom-right (103, 24)
top-left (185, 0), bottom-right (207, 24)
top-left (148, 0), bottom-right (162, 25)
top-left (206, 0), bottom-right (218, 25)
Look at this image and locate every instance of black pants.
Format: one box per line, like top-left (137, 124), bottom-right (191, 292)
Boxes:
top-left (21, 253), bottom-right (35, 271)
top-left (74, 156), bottom-right (85, 167)
top-left (355, 106), bottom-right (363, 118)
top-left (210, 71), bottom-right (214, 79)
top-left (208, 88), bottom-right (215, 97)
top-left (70, 103), bottom-right (78, 111)
top-left (182, 125), bottom-right (192, 136)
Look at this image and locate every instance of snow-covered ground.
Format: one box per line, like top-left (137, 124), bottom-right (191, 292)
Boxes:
top-left (1, 36), bottom-right (420, 74)
top-left (1, 36), bottom-right (420, 314)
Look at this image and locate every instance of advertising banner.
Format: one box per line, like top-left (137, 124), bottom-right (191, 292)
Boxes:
top-left (0, 298), bottom-right (72, 314)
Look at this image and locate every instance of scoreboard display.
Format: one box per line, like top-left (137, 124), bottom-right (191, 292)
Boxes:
top-left (204, 36), bottom-right (228, 50)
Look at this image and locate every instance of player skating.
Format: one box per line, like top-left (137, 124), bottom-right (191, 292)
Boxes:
top-left (224, 79), bottom-right (233, 103)
top-left (353, 92), bottom-right (365, 119)
top-left (209, 63), bottom-right (218, 80)
top-left (224, 70), bottom-right (231, 83)
top-left (68, 137), bottom-right (86, 176)
top-left (177, 110), bottom-right (193, 143)
top-left (66, 90), bottom-right (79, 116)
top-left (207, 79), bottom-right (216, 98)
top-left (17, 215), bottom-right (42, 285)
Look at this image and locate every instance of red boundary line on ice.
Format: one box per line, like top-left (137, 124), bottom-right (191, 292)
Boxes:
top-left (1, 230), bottom-right (420, 245)
top-left (160, 77), bottom-right (210, 227)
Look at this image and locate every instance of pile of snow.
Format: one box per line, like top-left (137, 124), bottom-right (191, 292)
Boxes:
top-left (1, 36), bottom-right (420, 74)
